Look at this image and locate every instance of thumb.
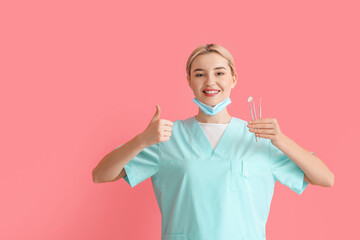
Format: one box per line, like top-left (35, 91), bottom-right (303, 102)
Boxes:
top-left (151, 104), bottom-right (161, 122)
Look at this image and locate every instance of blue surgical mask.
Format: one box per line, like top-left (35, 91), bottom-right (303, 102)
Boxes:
top-left (193, 96), bottom-right (231, 115)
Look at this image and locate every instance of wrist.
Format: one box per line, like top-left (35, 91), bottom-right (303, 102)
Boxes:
top-left (134, 132), bottom-right (149, 149)
top-left (272, 132), bottom-right (287, 148)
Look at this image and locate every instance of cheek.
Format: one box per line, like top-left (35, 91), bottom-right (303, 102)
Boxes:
top-left (221, 82), bottom-right (232, 90)
top-left (226, 79), bottom-right (235, 88)
top-left (193, 83), bottom-right (202, 90)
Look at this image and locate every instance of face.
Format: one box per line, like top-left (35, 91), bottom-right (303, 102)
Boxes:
top-left (187, 52), bottom-right (237, 106)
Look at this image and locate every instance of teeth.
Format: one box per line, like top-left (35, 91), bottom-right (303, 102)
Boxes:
top-left (204, 91), bottom-right (219, 94)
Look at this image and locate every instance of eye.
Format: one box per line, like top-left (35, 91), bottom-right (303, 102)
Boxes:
top-left (195, 73), bottom-right (204, 77)
top-left (217, 72), bottom-right (224, 75)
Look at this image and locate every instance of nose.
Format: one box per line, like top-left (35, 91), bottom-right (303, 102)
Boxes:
top-left (204, 74), bottom-right (216, 85)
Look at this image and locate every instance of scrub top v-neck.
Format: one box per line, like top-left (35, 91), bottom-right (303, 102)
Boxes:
top-left (118, 116), bottom-right (312, 240)
top-left (198, 121), bottom-right (228, 150)
top-left (191, 116), bottom-right (234, 160)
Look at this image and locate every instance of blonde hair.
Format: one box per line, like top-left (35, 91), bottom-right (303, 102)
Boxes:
top-left (186, 43), bottom-right (237, 80)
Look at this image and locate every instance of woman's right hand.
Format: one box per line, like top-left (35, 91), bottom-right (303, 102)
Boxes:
top-left (139, 105), bottom-right (173, 147)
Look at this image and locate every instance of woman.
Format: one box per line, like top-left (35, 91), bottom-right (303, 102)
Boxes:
top-left (92, 43), bottom-right (334, 240)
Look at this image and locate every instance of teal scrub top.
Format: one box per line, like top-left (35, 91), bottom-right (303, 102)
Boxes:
top-left (118, 116), bottom-right (314, 240)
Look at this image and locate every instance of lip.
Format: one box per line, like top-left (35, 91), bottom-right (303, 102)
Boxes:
top-left (203, 90), bottom-right (220, 97)
top-left (203, 88), bottom-right (220, 91)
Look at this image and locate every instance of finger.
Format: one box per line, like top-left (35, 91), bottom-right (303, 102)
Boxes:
top-left (161, 125), bottom-right (173, 132)
top-left (161, 136), bottom-right (171, 142)
top-left (247, 123), bottom-right (275, 129)
top-left (160, 119), bottom-right (174, 126)
top-left (255, 133), bottom-right (272, 139)
top-left (151, 104), bottom-right (161, 122)
top-left (162, 131), bottom-right (172, 137)
top-left (249, 128), bottom-right (276, 135)
top-left (249, 118), bottom-right (276, 124)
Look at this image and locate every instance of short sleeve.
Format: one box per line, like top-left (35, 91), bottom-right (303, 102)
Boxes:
top-left (269, 141), bottom-right (312, 195)
top-left (114, 142), bottom-right (160, 188)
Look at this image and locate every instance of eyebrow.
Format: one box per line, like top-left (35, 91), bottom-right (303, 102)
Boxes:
top-left (193, 66), bottom-right (226, 73)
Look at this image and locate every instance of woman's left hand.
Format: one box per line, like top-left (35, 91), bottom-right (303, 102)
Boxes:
top-left (247, 118), bottom-right (285, 145)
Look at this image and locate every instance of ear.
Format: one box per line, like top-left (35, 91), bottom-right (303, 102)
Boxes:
top-left (187, 75), bottom-right (191, 88)
top-left (231, 73), bottom-right (238, 88)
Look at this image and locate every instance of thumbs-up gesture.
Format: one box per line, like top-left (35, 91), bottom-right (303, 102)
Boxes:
top-left (140, 105), bottom-right (174, 147)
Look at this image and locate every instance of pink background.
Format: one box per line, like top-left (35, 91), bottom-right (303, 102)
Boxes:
top-left (1, 0), bottom-right (358, 239)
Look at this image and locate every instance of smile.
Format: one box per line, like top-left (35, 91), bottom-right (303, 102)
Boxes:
top-left (203, 90), bottom-right (220, 96)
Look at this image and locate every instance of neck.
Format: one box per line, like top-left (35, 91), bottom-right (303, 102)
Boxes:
top-left (195, 107), bottom-right (232, 124)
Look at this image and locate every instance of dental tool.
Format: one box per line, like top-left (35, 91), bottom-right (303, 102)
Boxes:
top-left (247, 96), bottom-right (257, 142)
top-left (259, 97), bottom-right (262, 119)
top-left (248, 96), bottom-right (255, 123)
top-left (247, 96), bottom-right (262, 142)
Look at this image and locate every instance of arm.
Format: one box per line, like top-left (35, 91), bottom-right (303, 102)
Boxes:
top-left (92, 105), bottom-right (174, 183)
top-left (304, 173), bottom-right (314, 185)
top-left (248, 118), bottom-right (334, 187)
top-left (111, 168), bottom-right (127, 182)
top-left (92, 133), bottom-right (147, 183)
top-left (272, 133), bottom-right (334, 187)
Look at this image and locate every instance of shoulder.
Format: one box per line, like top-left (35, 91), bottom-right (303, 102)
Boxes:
top-left (173, 116), bottom-right (196, 130)
top-left (230, 116), bottom-right (249, 132)
top-left (231, 116), bottom-right (248, 125)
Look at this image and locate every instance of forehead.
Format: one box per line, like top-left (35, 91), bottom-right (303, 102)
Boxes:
top-left (191, 53), bottom-right (228, 70)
